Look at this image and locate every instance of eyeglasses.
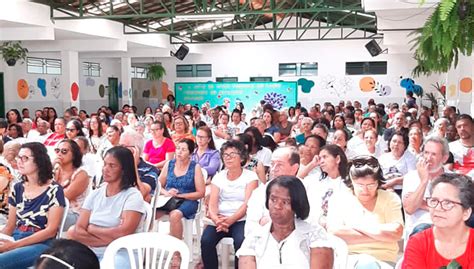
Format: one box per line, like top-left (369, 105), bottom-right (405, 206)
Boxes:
top-left (353, 183), bottom-right (378, 190)
top-left (426, 197), bottom-right (463, 211)
top-left (196, 135), bottom-right (209, 140)
top-left (16, 155), bottom-right (33, 162)
top-left (66, 128), bottom-right (77, 132)
top-left (352, 156), bottom-right (379, 168)
top-left (54, 148), bottom-right (70, 155)
top-left (222, 152), bottom-right (240, 159)
top-left (150, 128), bottom-right (160, 132)
top-left (40, 254), bottom-right (74, 269)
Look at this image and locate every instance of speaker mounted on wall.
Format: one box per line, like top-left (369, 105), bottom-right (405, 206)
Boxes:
top-left (365, 39), bottom-right (383, 57)
top-left (171, 44), bottom-right (189, 61)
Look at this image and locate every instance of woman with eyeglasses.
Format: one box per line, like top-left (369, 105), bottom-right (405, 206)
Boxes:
top-left (200, 140), bottom-right (258, 269)
top-left (171, 115), bottom-right (195, 144)
top-left (238, 176), bottom-right (334, 269)
top-left (0, 142), bottom-right (66, 268)
top-left (191, 126), bottom-right (221, 181)
top-left (143, 121), bottom-right (175, 169)
top-left (378, 131), bottom-right (416, 195)
top-left (327, 155), bottom-right (403, 268)
top-left (53, 139), bottom-right (90, 230)
top-left (65, 120), bottom-right (85, 140)
top-left (402, 173), bottom-right (473, 268)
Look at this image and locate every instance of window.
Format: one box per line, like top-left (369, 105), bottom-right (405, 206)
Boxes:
top-left (346, 61), bottom-right (387, 75)
top-left (216, 77), bottom-right (238, 82)
top-left (176, 64), bottom-right (212, 77)
top-left (82, 62), bottom-right (101, 77)
top-left (279, 62), bottom-right (317, 77)
top-left (27, 57), bottom-right (61, 75)
top-left (250, 77), bottom-right (272, 82)
top-left (131, 66), bottom-right (148, 78)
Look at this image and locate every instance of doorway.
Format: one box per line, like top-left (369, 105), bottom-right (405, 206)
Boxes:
top-left (108, 77), bottom-right (118, 113)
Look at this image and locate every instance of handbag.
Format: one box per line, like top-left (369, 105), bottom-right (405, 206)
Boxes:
top-left (156, 197), bottom-right (184, 212)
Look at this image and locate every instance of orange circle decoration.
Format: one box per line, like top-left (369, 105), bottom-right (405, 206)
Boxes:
top-left (359, 77), bottom-right (376, 92)
top-left (17, 79), bottom-right (29, 99)
top-left (459, 77), bottom-right (472, 93)
top-left (448, 84), bottom-right (457, 97)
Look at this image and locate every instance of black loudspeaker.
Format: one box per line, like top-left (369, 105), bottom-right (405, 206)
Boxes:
top-left (365, 40), bottom-right (382, 57)
top-left (173, 44), bottom-right (189, 60)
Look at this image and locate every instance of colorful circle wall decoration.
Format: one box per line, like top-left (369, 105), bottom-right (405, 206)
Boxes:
top-left (17, 79), bottom-right (29, 99)
top-left (459, 77), bottom-right (472, 93)
top-left (359, 77), bottom-right (376, 92)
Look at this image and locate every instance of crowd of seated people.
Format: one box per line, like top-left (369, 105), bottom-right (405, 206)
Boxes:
top-left (0, 97), bottom-right (472, 269)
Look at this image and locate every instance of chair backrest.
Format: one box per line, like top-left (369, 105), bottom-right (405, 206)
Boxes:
top-left (142, 202), bottom-right (153, 232)
top-left (327, 234), bottom-right (348, 269)
top-left (201, 168), bottom-right (208, 183)
top-left (57, 198), bottom-right (69, 239)
top-left (100, 232), bottom-right (190, 269)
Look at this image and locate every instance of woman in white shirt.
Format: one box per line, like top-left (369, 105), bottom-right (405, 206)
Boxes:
top-left (238, 175), bottom-right (334, 269)
top-left (200, 140), bottom-right (258, 269)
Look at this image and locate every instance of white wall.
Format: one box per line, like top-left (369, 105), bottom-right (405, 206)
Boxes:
top-left (157, 39), bottom-right (440, 110)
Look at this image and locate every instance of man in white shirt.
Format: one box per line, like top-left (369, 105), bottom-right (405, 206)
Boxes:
top-left (449, 114), bottom-right (474, 177)
top-left (245, 147), bottom-right (300, 235)
top-left (402, 136), bottom-right (449, 237)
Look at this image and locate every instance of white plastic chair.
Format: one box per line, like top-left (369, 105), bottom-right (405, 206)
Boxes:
top-left (100, 232), bottom-right (190, 269)
top-left (328, 234), bottom-right (348, 269)
top-left (142, 202), bottom-right (153, 232)
top-left (220, 237), bottom-right (234, 269)
top-left (57, 198), bottom-right (69, 239)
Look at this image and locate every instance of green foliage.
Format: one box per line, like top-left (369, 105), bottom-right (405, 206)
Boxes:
top-left (412, 0), bottom-right (474, 76)
top-left (147, 64), bottom-right (166, 81)
top-left (0, 41), bottom-right (28, 64)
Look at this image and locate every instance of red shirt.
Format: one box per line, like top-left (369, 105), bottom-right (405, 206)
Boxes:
top-left (402, 227), bottom-right (474, 269)
top-left (43, 133), bottom-right (65, 147)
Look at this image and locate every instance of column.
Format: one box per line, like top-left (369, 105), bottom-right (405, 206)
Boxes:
top-left (60, 50), bottom-right (80, 111)
top-left (445, 54), bottom-right (473, 114)
top-left (121, 57), bottom-right (132, 107)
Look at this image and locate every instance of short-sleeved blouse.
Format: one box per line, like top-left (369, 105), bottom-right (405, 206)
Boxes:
top-left (144, 138), bottom-right (176, 164)
top-left (9, 181), bottom-right (66, 229)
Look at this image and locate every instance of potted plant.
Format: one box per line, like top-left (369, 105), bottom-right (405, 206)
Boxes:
top-left (0, 41), bottom-right (28, 66)
top-left (147, 64), bottom-right (166, 81)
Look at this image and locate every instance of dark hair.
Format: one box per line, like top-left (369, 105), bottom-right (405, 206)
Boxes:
top-left (69, 120), bottom-right (86, 137)
top-left (244, 126), bottom-right (264, 152)
top-left (456, 114), bottom-right (473, 124)
top-left (57, 139), bottom-right (83, 169)
top-left (319, 144), bottom-right (348, 182)
top-left (231, 108), bottom-right (242, 118)
top-left (347, 155), bottom-right (385, 190)
top-left (360, 117), bottom-right (376, 128)
top-left (312, 118), bottom-right (331, 130)
top-left (387, 130), bottom-right (409, 152)
top-left (79, 110), bottom-right (89, 118)
top-left (235, 133), bottom-right (254, 153)
top-left (35, 239), bottom-right (100, 269)
top-left (265, 176), bottom-right (310, 220)
top-left (89, 115), bottom-right (103, 137)
top-left (177, 138), bottom-right (195, 154)
top-left (6, 109), bottom-right (22, 124)
top-left (220, 140), bottom-right (248, 167)
top-left (197, 126), bottom-right (216, 150)
top-left (0, 118), bottom-right (7, 129)
top-left (304, 134), bottom-right (326, 148)
top-left (288, 107), bottom-right (295, 117)
top-left (21, 142), bottom-right (53, 185)
top-left (8, 123), bottom-right (23, 138)
top-left (430, 173), bottom-right (474, 210)
top-left (104, 146), bottom-right (138, 190)
top-left (332, 114), bottom-right (346, 129)
top-left (152, 120), bottom-right (171, 139)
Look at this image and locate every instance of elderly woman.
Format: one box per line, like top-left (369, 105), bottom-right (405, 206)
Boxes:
top-left (295, 117), bottom-right (313, 144)
top-left (327, 155), bottom-right (403, 268)
top-left (238, 176), bottom-right (334, 269)
top-left (0, 142), bottom-right (65, 268)
top-left (201, 140), bottom-right (259, 269)
top-left (402, 173), bottom-right (473, 268)
top-left (171, 115), bottom-right (195, 143)
top-left (431, 118), bottom-right (450, 138)
top-left (378, 131), bottom-right (416, 195)
top-left (348, 117), bottom-right (377, 150)
top-left (143, 121), bottom-right (175, 169)
top-left (1, 140), bottom-right (22, 180)
top-left (157, 139), bottom-right (205, 241)
top-left (407, 127), bottom-right (423, 156)
top-left (53, 139), bottom-right (90, 229)
top-left (191, 126), bottom-right (221, 181)
top-left (67, 146), bottom-right (145, 268)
